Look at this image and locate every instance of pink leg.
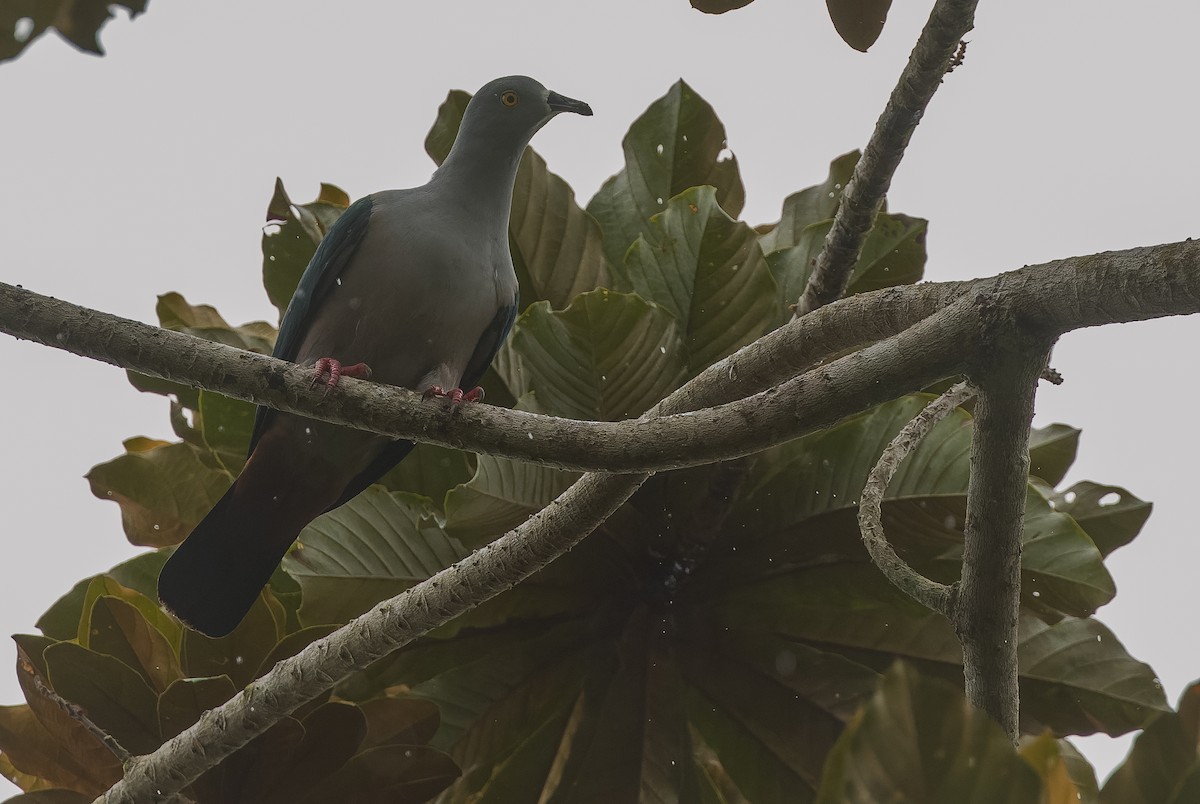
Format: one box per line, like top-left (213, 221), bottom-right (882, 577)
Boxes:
top-left (422, 385), bottom-right (486, 406)
top-left (311, 358), bottom-right (372, 395)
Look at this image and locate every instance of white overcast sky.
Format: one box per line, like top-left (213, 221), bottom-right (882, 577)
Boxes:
top-left (2, 0), bottom-right (1197, 793)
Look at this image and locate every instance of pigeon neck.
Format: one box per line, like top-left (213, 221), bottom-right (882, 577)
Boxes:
top-left (433, 136), bottom-right (528, 225)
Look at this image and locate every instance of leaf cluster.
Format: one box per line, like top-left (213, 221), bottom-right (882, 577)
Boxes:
top-left (0, 80), bottom-right (1178, 802)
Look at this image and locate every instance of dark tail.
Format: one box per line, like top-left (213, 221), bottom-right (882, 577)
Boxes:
top-left (158, 477), bottom-right (315, 638)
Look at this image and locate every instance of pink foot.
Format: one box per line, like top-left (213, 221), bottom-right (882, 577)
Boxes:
top-left (311, 358), bottom-right (372, 395)
top-left (422, 385), bottom-right (485, 405)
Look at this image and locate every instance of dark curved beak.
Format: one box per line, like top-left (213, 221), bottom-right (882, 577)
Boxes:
top-left (547, 90), bottom-right (593, 116)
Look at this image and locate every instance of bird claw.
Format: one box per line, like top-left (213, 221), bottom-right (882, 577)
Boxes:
top-left (422, 385), bottom-right (485, 406)
top-left (311, 358), bottom-right (372, 396)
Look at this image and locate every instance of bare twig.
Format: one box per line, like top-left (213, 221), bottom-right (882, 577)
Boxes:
top-left (794, 0), bottom-right (980, 316)
top-left (857, 381), bottom-right (976, 614)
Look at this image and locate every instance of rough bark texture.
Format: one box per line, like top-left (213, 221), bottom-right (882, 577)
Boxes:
top-left (795, 0), bottom-right (980, 315)
top-left (858, 381), bottom-right (976, 614)
top-left (954, 322), bottom-right (1053, 741)
top-left (5, 242), bottom-right (1200, 473)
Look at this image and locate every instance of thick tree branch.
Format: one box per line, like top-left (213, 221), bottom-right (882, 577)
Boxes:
top-left (795, 0), bottom-right (979, 315)
top-left (858, 381), bottom-right (976, 614)
top-left (954, 337), bottom-right (1053, 742)
top-left (5, 241), bottom-right (1200, 473)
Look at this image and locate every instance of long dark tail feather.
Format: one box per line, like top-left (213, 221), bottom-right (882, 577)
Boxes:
top-left (158, 482), bottom-right (307, 638)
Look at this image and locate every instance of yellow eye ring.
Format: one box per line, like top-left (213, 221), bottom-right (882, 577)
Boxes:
top-left (500, 90), bottom-right (519, 108)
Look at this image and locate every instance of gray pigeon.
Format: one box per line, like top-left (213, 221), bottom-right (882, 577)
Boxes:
top-left (159, 76), bottom-right (592, 637)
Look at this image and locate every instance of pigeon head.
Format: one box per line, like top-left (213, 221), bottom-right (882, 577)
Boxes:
top-left (452, 75), bottom-right (592, 162)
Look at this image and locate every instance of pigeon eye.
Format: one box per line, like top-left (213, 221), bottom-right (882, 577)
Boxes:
top-left (500, 90), bottom-right (519, 108)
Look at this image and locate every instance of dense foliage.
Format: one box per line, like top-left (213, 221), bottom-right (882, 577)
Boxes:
top-left (1, 81), bottom-right (1191, 803)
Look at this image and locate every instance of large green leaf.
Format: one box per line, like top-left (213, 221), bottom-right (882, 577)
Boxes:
top-left (1019, 734), bottom-right (1099, 804)
top-left (283, 489), bottom-right (469, 626)
top-left (85, 595), bottom-right (181, 692)
top-left (86, 437), bottom-right (230, 548)
top-left (43, 643), bottom-right (161, 755)
top-left (765, 213), bottom-right (926, 310)
top-left (1101, 681), bottom-right (1200, 803)
top-left (622, 186), bottom-right (780, 373)
top-left (0, 701), bottom-right (119, 797)
top-left (443, 455), bottom-right (580, 547)
top-left (158, 676), bottom-right (237, 740)
top-left (758, 152), bottom-right (860, 255)
top-left (377, 443), bottom-right (474, 512)
top-left (1028, 424), bottom-right (1081, 486)
top-left (261, 179), bottom-right (351, 318)
top-left (758, 151), bottom-right (926, 307)
top-left (707, 567), bottom-right (1166, 736)
top-left (1048, 481), bottom-right (1152, 557)
top-left (36, 553), bottom-right (167, 642)
top-left (180, 590), bottom-right (280, 689)
top-left (502, 290), bottom-right (688, 421)
top-left (707, 396), bottom-right (1113, 617)
top-left (815, 663), bottom-right (1041, 803)
top-left (588, 80), bottom-right (745, 270)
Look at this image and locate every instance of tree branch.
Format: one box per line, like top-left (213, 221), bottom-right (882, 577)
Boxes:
top-left (5, 241), bottom-right (1200, 473)
top-left (857, 381), bottom-right (976, 614)
top-left (954, 335), bottom-right (1054, 742)
top-left (795, 0), bottom-right (979, 315)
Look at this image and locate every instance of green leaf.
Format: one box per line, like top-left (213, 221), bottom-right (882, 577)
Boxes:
top-left (588, 80), bottom-right (745, 270)
top-left (255, 625), bottom-right (339, 680)
top-left (708, 566), bottom-right (1166, 735)
top-left (258, 702), bottom-right (368, 804)
top-left (1028, 424), bottom-right (1081, 485)
top-left (758, 152), bottom-right (860, 254)
top-left (262, 178), bottom-right (351, 317)
top-left (197, 390), bottom-right (255, 470)
top-left (376, 443), bottom-right (474, 512)
top-left (444, 455), bottom-right (580, 547)
top-left (815, 663), bottom-right (1041, 803)
top-left (43, 643), bottom-right (161, 755)
top-left (1101, 682), bottom-right (1200, 803)
top-left (511, 147), bottom-right (616, 309)
top-left (622, 186), bottom-right (780, 373)
top-left (0, 703), bottom-right (119, 797)
top-left (283, 489), bottom-right (468, 626)
top-left (1050, 481), bottom-right (1152, 557)
top-left (85, 596), bottom-right (181, 692)
top-left (36, 552), bottom-right (168, 642)
top-left (180, 591), bottom-right (279, 689)
top-left (826, 0), bottom-right (895, 52)
top-left (155, 292), bottom-right (276, 352)
top-left (765, 213), bottom-right (926, 310)
top-left (360, 697), bottom-right (441, 749)
top-left (502, 290), bottom-right (688, 421)
top-left (157, 676), bottom-right (237, 740)
top-left (0, 0), bottom-right (147, 63)
top-left (76, 575), bottom-right (182, 653)
top-left (302, 744), bottom-right (460, 803)
top-left (424, 90), bottom-right (470, 165)
top-left (87, 438), bottom-right (231, 548)
top-left (710, 396), bottom-right (1112, 617)
top-left (1019, 733), bottom-right (1099, 804)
